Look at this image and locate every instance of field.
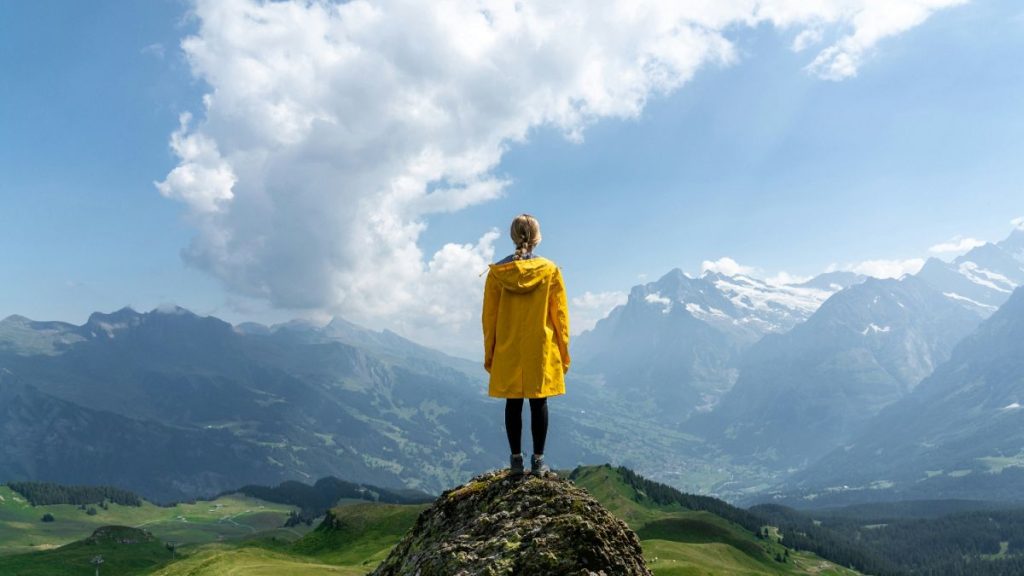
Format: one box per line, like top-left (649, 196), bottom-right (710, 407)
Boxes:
top-left (0, 468), bottom-right (860, 575)
top-left (0, 484), bottom-right (309, 556)
top-left (147, 546), bottom-right (364, 576)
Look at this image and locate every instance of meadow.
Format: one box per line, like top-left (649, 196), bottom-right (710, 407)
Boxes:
top-left (0, 467), bottom-right (860, 575)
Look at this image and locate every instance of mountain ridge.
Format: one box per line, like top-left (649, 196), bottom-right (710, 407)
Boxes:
top-left (784, 285), bottom-right (1024, 503)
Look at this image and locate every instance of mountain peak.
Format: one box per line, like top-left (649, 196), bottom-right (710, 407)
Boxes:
top-left (84, 307), bottom-right (143, 335)
top-left (0, 314), bottom-right (33, 325)
top-left (795, 270), bottom-right (866, 291)
top-left (371, 469), bottom-right (652, 576)
top-left (999, 225), bottom-right (1024, 255)
top-left (86, 306), bottom-right (140, 321)
top-left (955, 241), bottom-right (1001, 264)
top-left (652, 267), bottom-right (691, 287)
top-left (270, 318), bottom-right (324, 333)
top-left (150, 304), bottom-right (196, 316)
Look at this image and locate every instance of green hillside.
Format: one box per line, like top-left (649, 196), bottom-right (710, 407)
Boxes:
top-left (0, 484), bottom-right (307, 557)
top-left (0, 526), bottom-right (172, 576)
top-left (568, 465), bottom-right (859, 576)
top-left (1, 466), bottom-right (860, 575)
top-left (147, 545), bottom-right (362, 576)
top-left (291, 502), bottom-right (429, 566)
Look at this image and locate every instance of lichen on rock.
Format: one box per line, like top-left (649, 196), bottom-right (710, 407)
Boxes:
top-left (371, 469), bottom-right (652, 576)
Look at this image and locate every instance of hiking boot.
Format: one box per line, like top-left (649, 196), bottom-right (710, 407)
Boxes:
top-left (509, 453), bottom-right (525, 476)
top-left (530, 454), bottom-right (552, 476)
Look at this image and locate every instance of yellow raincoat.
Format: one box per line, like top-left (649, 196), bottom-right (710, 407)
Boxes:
top-left (482, 257), bottom-right (570, 398)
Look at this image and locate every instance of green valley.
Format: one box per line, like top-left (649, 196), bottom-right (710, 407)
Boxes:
top-left (0, 466), bottom-right (859, 575)
top-left (0, 484), bottom-right (307, 557)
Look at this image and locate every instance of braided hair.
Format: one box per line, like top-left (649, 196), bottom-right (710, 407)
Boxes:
top-left (510, 214), bottom-right (542, 260)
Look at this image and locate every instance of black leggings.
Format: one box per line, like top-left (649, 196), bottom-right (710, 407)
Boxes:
top-left (505, 398), bottom-right (548, 455)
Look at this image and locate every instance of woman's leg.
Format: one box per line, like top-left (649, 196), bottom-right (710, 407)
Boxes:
top-left (528, 398), bottom-right (548, 455)
top-left (505, 399), bottom-right (524, 454)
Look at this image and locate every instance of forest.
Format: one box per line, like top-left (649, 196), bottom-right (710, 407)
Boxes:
top-left (7, 481), bottom-right (142, 507)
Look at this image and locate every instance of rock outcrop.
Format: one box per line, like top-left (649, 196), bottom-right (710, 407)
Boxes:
top-left (371, 469), bottom-right (652, 576)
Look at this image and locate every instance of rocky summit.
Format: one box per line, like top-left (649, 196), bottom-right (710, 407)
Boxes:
top-left (371, 469), bottom-right (652, 576)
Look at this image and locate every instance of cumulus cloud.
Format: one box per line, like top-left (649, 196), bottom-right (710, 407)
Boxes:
top-left (928, 236), bottom-right (986, 255)
top-left (701, 257), bottom-right (757, 277)
top-left (834, 258), bottom-right (925, 279)
top-left (157, 0), bottom-right (967, 356)
top-left (156, 113), bottom-right (235, 213)
top-left (571, 290), bottom-right (628, 334)
top-left (1012, 217), bottom-right (1024, 230)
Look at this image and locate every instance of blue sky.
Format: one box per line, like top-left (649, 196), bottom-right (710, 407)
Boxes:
top-left (2, 0), bottom-right (1022, 356)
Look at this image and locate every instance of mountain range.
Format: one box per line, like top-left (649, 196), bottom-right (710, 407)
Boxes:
top-left (0, 307), bottom-right (517, 501)
top-left (4, 227), bottom-right (1024, 505)
top-left (572, 227), bottom-right (1024, 500)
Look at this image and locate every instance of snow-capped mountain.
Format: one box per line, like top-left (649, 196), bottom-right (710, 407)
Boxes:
top-left (571, 268), bottom-right (864, 420)
top-left (582, 268), bottom-right (864, 344)
top-left (696, 270), bottom-right (864, 339)
top-left (917, 228), bottom-right (1024, 315)
top-left (678, 230), bottom-right (1024, 476)
top-left (694, 275), bottom-right (982, 469)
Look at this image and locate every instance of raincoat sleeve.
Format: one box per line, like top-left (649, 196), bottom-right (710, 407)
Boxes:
top-left (482, 270), bottom-right (501, 373)
top-left (549, 267), bottom-right (571, 374)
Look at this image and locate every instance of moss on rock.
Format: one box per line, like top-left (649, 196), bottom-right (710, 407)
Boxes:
top-left (371, 469), bottom-right (652, 576)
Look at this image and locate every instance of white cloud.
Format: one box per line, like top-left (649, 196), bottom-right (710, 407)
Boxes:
top-left (1012, 217), bottom-right (1024, 230)
top-left (155, 113), bottom-right (235, 213)
top-left (928, 236), bottom-right (985, 255)
top-left (701, 257), bottom-right (756, 277)
top-left (570, 290), bottom-right (628, 334)
top-left (765, 271), bottom-right (813, 286)
top-left (843, 258), bottom-right (925, 279)
top-left (141, 43), bottom-right (166, 59)
top-left (802, 0), bottom-right (970, 81)
top-left (792, 28), bottom-right (824, 52)
top-left (157, 0), bottom-right (967, 356)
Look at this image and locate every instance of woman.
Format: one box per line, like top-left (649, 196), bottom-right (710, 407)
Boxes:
top-left (482, 214), bottom-right (571, 476)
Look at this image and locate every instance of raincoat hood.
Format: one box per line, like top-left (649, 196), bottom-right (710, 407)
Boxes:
top-left (482, 255), bottom-right (570, 399)
top-left (488, 257), bottom-right (557, 294)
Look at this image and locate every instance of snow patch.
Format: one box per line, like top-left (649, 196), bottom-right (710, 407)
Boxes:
top-left (644, 292), bottom-right (672, 314)
top-left (958, 262), bottom-right (1016, 293)
top-left (95, 322), bottom-right (129, 338)
top-left (712, 275), bottom-right (833, 316)
top-left (943, 292), bottom-right (998, 311)
top-left (684, 302), bottom-right (728, 319)
top-left (861, 323), bottom-right (891, 335)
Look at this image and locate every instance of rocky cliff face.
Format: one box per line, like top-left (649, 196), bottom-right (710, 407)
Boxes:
top-left (371, 469), bottom-right (652, 576)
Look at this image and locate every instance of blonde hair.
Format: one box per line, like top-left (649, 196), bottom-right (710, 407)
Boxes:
top-left (510, 214), bottom-right (541, 260)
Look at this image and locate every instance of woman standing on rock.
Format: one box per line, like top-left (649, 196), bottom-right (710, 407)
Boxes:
top-left (482, 214), bottom-right (571, 476)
